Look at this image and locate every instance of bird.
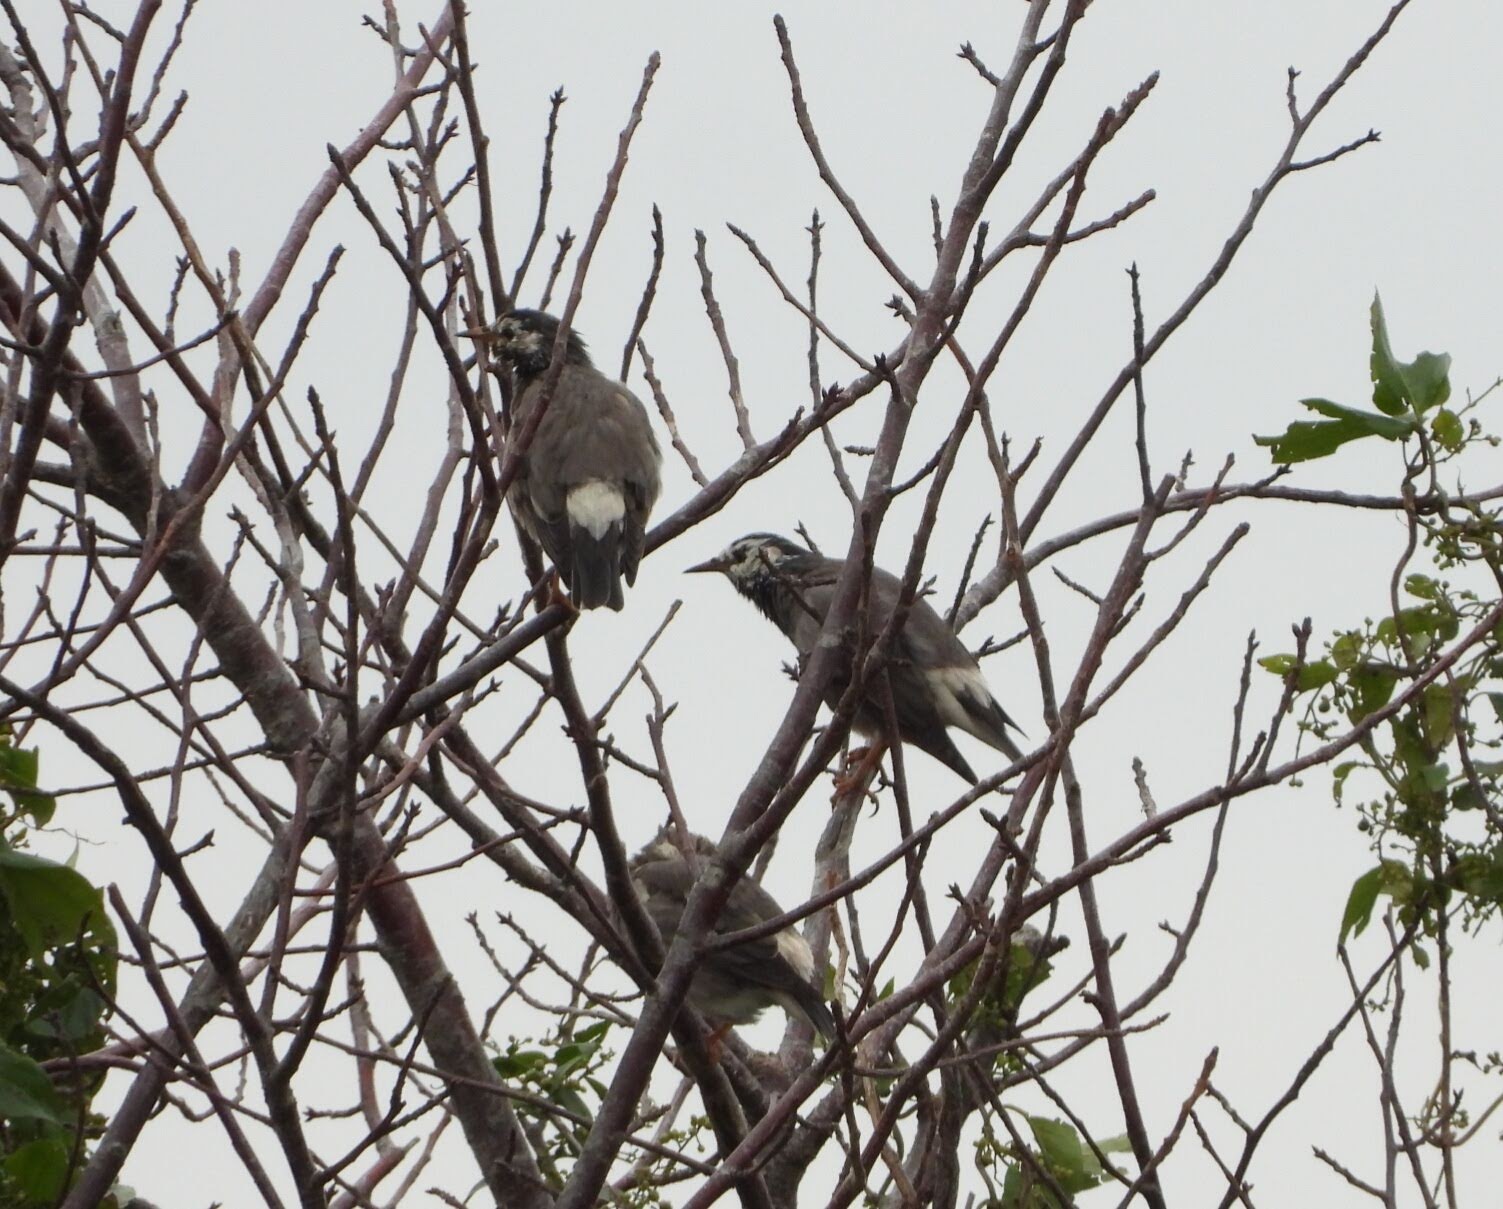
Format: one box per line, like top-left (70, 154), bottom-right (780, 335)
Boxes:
top-left (465, 308), bottom-right (662, 611)
top-left (688, 533), bottom-right (1025, 784)
top-left (628, 827), bottom-right (836, 1040)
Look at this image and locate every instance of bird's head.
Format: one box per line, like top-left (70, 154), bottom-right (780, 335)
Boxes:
top-left (462, 308), bottom-right (591, 376)
top-left (686, 532), bottom-right (806, 592)
top-left (637, 826), bottom-right (707, 867)
top-left (629, 828), bottom-right (717, 905)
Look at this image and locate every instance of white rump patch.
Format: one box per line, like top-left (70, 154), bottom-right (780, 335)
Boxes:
top-left (567, 481), bottom-right (625, 538)
top-left (927, 665), bottom-right (992, 735)
top-left (775, 927), bottom-right (815, 981)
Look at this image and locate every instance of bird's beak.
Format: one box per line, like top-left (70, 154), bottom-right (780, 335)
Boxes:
top-left (685, 556), bottom-right (728, 575)
top-left (459, 328), bottom-right (493, 341)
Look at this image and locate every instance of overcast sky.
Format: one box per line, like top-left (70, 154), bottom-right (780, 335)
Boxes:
top-left (15, 1), bottom-right (1503, 1203)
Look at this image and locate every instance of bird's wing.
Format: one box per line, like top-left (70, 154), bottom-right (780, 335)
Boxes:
top-left (634, 854), bottom-right (803, 968)
top-left (719, 878), bottom-right (832, 1035)
top-left (545, 369), bottom-right (661, 493)
top-left (899, 593), bottom-right (1024, 761)
top-left (610, 387), bottom-right (660, 584)
top-left (632, 847), bottom-right (833, 1037)
top-left (506, 379), bottom-right (569, 567)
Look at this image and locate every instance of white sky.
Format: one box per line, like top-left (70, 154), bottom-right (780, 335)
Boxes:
top-left (11, 1), bottom-right (1503, 1204)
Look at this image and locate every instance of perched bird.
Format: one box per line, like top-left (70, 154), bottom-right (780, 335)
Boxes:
top-left (466, 308), bottom-right (661, 610)
top-left (688, 533), bottom-right (1025, 784)
top-left (628, 828), bottom-right (835, 1040)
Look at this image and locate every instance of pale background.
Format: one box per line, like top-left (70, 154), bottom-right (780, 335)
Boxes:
top-left (13, 1), bottom-right (1503, 1204)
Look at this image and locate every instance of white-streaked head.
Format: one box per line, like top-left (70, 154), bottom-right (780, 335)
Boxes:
top-left (685, 532), bottom-right (804, 587)
top-left (462, 308), bottom-right (589, 373)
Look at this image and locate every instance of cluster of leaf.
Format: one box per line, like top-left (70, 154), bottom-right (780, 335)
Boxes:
top-left (1255, 297), bottom-right (1503, 947)
top-left (1255, 295), bottom-right (1458, 464)
top-left (0, 730), bottom-right (121, 1208)
top-left (973, 1115), bottom-right (1132, 1208)
top-left (948, 927), bottom-right (1068, 1056)
top-left (951, 930), bottom-right (1131, 1204)
top-left (493, 1016), bottom-right (704, 1203)
top-left (492, 1020), bottom-right (617, 1178)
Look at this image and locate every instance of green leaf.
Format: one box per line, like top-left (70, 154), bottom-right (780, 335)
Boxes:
top-left (551, 1084), bottom-right (593, 1124)
top-left (1000, 934), bottom-right (1059, 1013)
top-left (1417, 762), bottom-right (1450, 793)
top-left (1000, 1162), bottom-right (1025, 1207)
top-left (0, 742), bottom-right (55, 827)
top-left (1423, 683), bottom-right (1457, 749)
top-left (0, 1044), bottom-right (68, 1124)
top-left (1431, 408), bottom-right (1465, 452)
top-left (1027, 1116), bottom-right (1092, 1190)
top-left (492, 1049), bottom-right (548, 1078)
top-left (1377, 610), bottom-right (1425, 644)
top-left (0, 844), bottom-right (106, 959)
top-left (1257, 655), bottom-right (1337, 693)
top-left (1340, 867), bottom-right (1384, 943)
top-left (1405, 352), bottom-right (1452, 413)
top-left (1370, 294), bottom-right (1407, 416)
top-left (1076, 1134), bottom-right (1133, 1184)
top-left (1301, 397), bottom-right (1416, 436)
top-left (1390, 713), bottom-right (1430, 778)
top-left (1255, 397), bottom-right (1414, 465)
top-left (1296, 660), bottom-right (1339, 692)
top-left (1340, 861), bottom-right (1412, 943)
top-left (1348, 662), bottom-right (1399, 723)
top-left (1370, 294), bottom-right (1452, 416)
top-left (1450, 854), bottom-right (1503, 905)
top-left (1331, 632), bottom-right (1364, 671)
top-left (1403, 574), bottom-right (1441, 601)
top-left (4, 1134), bottom-right (70, 1201)
top-left (23, 987), bottom-right (107, 1043)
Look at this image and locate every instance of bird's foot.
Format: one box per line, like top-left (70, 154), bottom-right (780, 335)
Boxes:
top-left (547, 570), bottom-right (579, 616)
top-left (703, 1021), bottom-right (733, 1064)
top-left (831, 744), bottom-right (882, 800)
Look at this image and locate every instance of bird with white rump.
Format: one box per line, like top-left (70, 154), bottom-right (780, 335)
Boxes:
top-left (628, 827), bottom-right (836, 1041)
top-left (465, 308), bottom-right (662, 611)
top-left (688, 532), bottom-right (1027, 784)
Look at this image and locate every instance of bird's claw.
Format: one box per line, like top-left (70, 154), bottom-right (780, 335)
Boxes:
top-left (704, 1021), bottom-right (732, 1064)
top-left (831, 745), bottom-right (880, 800)
top-left (547, 570), bottom-right (579, 616)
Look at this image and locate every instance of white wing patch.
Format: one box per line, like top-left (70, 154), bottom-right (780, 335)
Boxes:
top-left (927, 665), bottom-right (994, 738)
top-left (567, 481), bottom-right (625, 538)
top-left (775, 927), bottom-right (815, 981)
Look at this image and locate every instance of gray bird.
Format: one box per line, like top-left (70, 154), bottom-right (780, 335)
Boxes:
top-left (466, 309), bottom-right (661, 610)
top-left (629, 828), bottom-right (835, 1040)
top-left (688, 533), bottom-right (1025, 784)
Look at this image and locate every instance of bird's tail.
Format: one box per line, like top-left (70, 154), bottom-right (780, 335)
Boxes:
top-left (565, 481), bottom-right (628, 610)
top-left (569, 526), bottom-right (625, 611)
top-left (979, 700), bottom-right (1025, 764)
top-left (937, 666), bottom-right (1027, 764)
top-left (790, 984), bottom-right (837, 1041)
